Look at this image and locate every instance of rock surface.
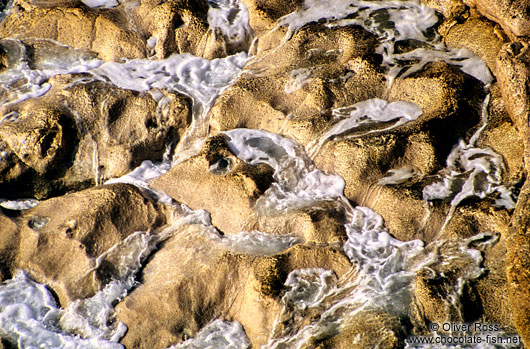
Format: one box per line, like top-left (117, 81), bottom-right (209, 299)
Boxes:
top-left (0, 72), bottom-right (191, 199)
top-left (12, 183), bottom-right (168, 305)
top-left (0, 0), bottom-right (529, 347)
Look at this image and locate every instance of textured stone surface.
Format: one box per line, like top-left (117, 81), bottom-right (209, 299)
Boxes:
top-left (14, 184), bottom-right (168, 305)
top-left (0, 0), bottom-right (226, 61)
top-left (496, 40), bottom-right (530, 347)
top-left (464, 0), bottom-right (530, 39)
top-left (0, 0), bottom-right (527, 346)
top-left (117, 228), bottom-right (351, 348)
top-left (0, 74), bottom-right (191, 199)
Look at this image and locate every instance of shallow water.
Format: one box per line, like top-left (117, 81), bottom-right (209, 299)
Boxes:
top-left (0, 0), bottom-right (519, 347)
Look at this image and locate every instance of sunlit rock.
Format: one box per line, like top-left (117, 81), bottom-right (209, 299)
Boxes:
top-left (0, 212), bottom-right (19, 282)
top-left (464, 0), bottom-right (530, 39)
top-left (13, 183), bottom-right (168, 305)
top-left (441, 12), bottom-right (508, 76)
top-left (496, 40), bottom-right (530, 348)
top-left (209, 24), bottom-right (382, 146)
top-left (0, 76), bottom-right (191, 199)
top-left (116, 224), bottom-right (351, 348)
top-left (152, 135), bottom-right (346, 243)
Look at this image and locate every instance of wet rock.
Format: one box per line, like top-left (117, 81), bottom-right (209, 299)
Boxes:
top-left (496, 42), bottom-right (530, 164)
top-left (316, 311), bottom-right (405, 348)
top-left (152, 135), bottom-right (347, 243)
top-left (0, 76), bottom-right (191, 199)
top-left (0, 213), bottom-right (19, 282)
top-left (241, 0), bottom-right (302, 37)
top-left (13, 183), bottom-right (168, 305)
top-left (152, 135), bottom-right (275, 235)
top-left (209, 24), bottom-right (383, 146)
top-left (133, 0), bottom-right (213, 59)
top-left (0, 0), bottom-right (145, 61)
top-left (442, 13), bottom-right (508, 76)
top-left (497, 42), bottom-right (530, 347)
top-left (475, 83), bottom-right (525, 184)
top-left (0, 0), bottom-right (221, 61)
top-left (506, 180), bottom-right (530, 348)
top-left (421, 0), bottom-right (466, 19)
top-left (116, 223), bottom-right (351, 348)
top-left (463, 0), bottom-right (530, 39)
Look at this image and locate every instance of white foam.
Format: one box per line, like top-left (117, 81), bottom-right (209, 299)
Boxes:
top-left (223, 129), bottom-right (346, 213)
top-left (0, 0), bottom-right (14, 22)
top-left (0, 39), bottom-right (101, 107)
top-left (91, 52), bottom-right (250, 162)
top-left (207, 0), bottom-right (253, 53)
top-left (219, 230), bottom-right (300, 256)
top-left (306, 98), bottom-right (422, 158)
top-left (0, 198), bottom-right (40, 210)
top-left (276, 0), bottom-right (492, 86)
top-left (147, 36), bottom-right (157, 50)
top-left (284, 68), bottom-right (312, 94)
top-left (0, 111), bottom-right (20, 123)
top-left (0, 271), bottom-right (123, 349)
top-left (81, 0), bottom-right (120, 8)
top-left (378, 167), bottom-right (416, 186)
top-left (423, 95), bottom-right (515, 230)
top-left (168, 319), bottom-right (250, 349)
top-left (282, 268), bottom-right (338, 310)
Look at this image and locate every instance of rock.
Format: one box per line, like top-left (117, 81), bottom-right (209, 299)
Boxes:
top-left (116, 222), bottom-right (351, 348)
top-left (0, 0), bottom-right (223, 61)
top-left (506, 180), bottom-right (530, 348)
top-left (315, 311), bottom-right (405, 348)
top-left (441, 12), bottom-right (508, 76)
top-left (0, 0), bottom-right (145, 61)
top-left (0, 213), bottom-right (19, 282)
top-left (497, 41), bottom-right (530, 347)
top-left (421, 0), bottom-right (466, 19)
top-left (152, 135), bottom-right (347, 243)
top-left (496, 42), bottom-right (530, 165)
top-left (152, 135), bottom-right (275, 235)
top-left (13, 183), bottom-right (168, 305)
top-left (241, 0), bottom-right (302, 37)
top-left (133, 0), bottom-right (214, 59)
top-left (475, 83), bottom-right (525, 184)
top-left (0, 75), bottom-right (191, 199)
top-left (209, 24), bottom-right (382, 146)
top-left (463, 0), bottom-right (530, 39)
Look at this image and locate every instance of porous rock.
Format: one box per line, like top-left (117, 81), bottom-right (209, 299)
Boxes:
top-left (116, 221), bottom-right (351, 348)
top-left (463, 0), bottom-right (530, 39)
top-left (152, 135), bottom-right (347, 243)
top-left (0, 75), bottom-right (191, 199)
top-left (14, 183), bottom-right (168, 305)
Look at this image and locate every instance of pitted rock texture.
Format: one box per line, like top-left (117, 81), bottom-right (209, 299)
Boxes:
top-left (0, 73), bottom-right (191, 199)
top-left (12, 183), bottom-right (168, 305)
top-left (0, 0), bottom-right (529, 347)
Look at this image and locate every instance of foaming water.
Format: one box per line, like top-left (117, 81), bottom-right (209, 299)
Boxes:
top-left (306, 98), bottom-right (422, 158)
top-left (0, 39), bottom-right (101, 107)
top-left (168, 319), bottom-right (250, 349)
top-left (0, 0), bottom-right (13, 22)
top-left (224, 129), bottom-right (346, 213)
top-left (423, 95), bottom-right (515, 231)
top-left (0, 0), bottom-right (518, 348)
top-left (276, 0), bottom-right (492, 85)
top-left (221, 128), bottom-right (500, 348)
top-left (207, 0), bottom-right (253, 53)
top-left (91, 52), bottom-right (250, 162)
top-left (0, 198), bottom-right (39, 210)
top-left (81, 0), bottom-right (119, 8)
top-left (0, 271), bottom-right (124, 348)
